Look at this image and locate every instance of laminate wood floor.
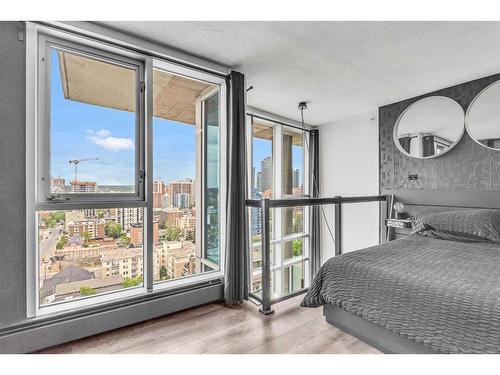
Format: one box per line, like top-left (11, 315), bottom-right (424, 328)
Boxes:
top-left (37, 296), bottom-right (380, 354)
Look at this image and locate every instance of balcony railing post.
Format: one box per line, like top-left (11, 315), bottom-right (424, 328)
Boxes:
top-left (260, 198), bottom-right (274, 315)
top-left (334, 196), bottom-right (342, 256)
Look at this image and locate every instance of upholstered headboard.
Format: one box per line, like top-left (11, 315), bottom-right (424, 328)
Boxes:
top-left (383, 189), bottom-right (500, 239)
top-left (384, 189), bottom-right (500, 211)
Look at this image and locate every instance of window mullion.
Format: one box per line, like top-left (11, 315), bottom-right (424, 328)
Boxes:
top-left (274, 124), bottom-right (283, 298)
top-left (144, 57), bottom-right (154, 292)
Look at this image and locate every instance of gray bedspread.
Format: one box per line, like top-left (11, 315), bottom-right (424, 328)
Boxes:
top-left (301, 235), bottom-right (500, 353)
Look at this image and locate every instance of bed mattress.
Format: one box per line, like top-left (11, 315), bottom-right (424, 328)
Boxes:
top-left (301, 235), bottom-right (500, 353)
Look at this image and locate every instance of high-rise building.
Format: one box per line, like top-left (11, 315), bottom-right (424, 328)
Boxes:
top-left (174, 192), bottom-right (190, 209)
top-left (153, 181), bottom-right (165, 209)
top-left (158, 208), bottom-right (184, 228)
top-left (293, 168), bottom-right (300, 188)
top-left (251, 166), bottom-right (256, 191)
top-left (167, 179), bottom-right (195, 207)
top-left (162, 193), bottom-right (172, 209)
top-left (251, 189), bottom-right (262, 235)
top-left (130, 221), bottom-right (159, 246)
top-left (178, 214), bottom-right (196, 237)
top-left (70, 181), bottom-right (97, 193)
top-left (115, 208), bottom-right (144, 230)
top-left (260, 156), bottom-right (272, 192)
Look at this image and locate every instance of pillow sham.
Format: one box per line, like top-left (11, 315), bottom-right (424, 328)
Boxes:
top-left (411, 209), bottom-right (500, 243)
top-left (413, 226), bottom-right (494, 243)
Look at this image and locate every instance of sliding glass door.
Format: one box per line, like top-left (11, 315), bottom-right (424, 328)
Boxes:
top-left (247, 115), bottom-right (310, 300)
top-left (152, 65), bottom-right (222, 287)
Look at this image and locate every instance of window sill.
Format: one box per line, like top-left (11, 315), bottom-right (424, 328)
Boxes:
top-left (1, 276), bottom-right (223, 338)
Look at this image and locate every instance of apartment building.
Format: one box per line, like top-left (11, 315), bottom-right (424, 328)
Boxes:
top-left (101, 248), bottom-right (144, 279)
top-left (70, 181), bottom-right (97, 193)
top-left (67, 219), bottom-right (105, 240)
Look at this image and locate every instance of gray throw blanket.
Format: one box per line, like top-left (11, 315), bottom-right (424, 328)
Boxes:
top-left (301, 235), bottom-right (500, 353)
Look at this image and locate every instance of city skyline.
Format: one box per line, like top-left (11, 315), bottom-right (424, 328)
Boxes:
top-left (252, 137), bottom-right (304, 189)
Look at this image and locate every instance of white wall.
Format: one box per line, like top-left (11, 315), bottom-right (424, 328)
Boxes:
top-left (318, 111), bottom-right (379, 263)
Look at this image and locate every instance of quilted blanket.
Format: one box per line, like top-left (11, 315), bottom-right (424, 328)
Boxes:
top-left (301, 235), bottom-right (500, 353)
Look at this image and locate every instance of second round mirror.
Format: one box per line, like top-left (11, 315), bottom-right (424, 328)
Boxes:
top-left (466, 80), bottom-right (500, 151)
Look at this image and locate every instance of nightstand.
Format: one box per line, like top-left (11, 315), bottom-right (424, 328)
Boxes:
top-left (385, 218), bottom-right (412, 242)
top-left (385, 218), bottom-right (412, 229)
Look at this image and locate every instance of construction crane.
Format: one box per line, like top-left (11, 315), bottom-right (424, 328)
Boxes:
top-left (69, 158), bottom-right (99, 182)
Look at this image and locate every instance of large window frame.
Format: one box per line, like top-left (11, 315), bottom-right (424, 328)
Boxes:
top-left (246, 113), bottom-right (311, 299)
top-left (150, 59), bottom-right (226, 292)
top-left (26, 23), bottom-right (227, 317)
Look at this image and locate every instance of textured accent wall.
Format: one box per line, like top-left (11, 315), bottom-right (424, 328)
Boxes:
top-left (379, 73), bottom-right (500, 192)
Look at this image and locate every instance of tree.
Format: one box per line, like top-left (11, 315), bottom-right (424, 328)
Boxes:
top-left (79, 286), bottom-right (97, 296)
top-left (293, 239), bottom-right (303, 257)
top-left (163, 225), bottom-right (181, 241)
top-left (42, 211), bottom-right (66, 228)
top-left (186, 231), bottom-right (195, 243)
top-left (82, 231), bottom-right (91, 247)
top-left (122, 275), bottom-right (143, 288)
top-left (56, 235), bottom-right (68, 250)
top-left (96, 209), bottom-right (105, 219)
top-left (159, 265), bottom-right (169, 280)
top-left (120, 235), bottom-right (131, 247)
top-left (105, 221), bottom-right (122, 239)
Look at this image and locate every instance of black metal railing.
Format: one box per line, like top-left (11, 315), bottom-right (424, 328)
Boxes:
top-left (246, 195), bottom-right (389, 315)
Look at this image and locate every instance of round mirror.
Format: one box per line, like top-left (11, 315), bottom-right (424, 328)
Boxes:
top-left (466, 80), bottom-right (500, 151)
top-left (394, 96), bottom-right (465, 159)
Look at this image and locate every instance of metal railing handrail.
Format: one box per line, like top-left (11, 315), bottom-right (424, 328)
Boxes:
top-left (245, 194), bottom-right (386, 208)
top-left (246, 194), bottom-right (390, 315)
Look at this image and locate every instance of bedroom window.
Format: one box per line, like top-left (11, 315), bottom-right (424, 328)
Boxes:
top-left (28, 29), bottom-right (226, 316)
top-left (247, 115), bottom-right (310, 299)
top-left (152, 63), bottom-right (222, 286)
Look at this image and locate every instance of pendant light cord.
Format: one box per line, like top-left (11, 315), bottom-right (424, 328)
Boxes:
top-left (300, 107), bottom-right (336, 246)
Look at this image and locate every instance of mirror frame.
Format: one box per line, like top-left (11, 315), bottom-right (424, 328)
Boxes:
top-left (393, 95), bottom-right (465, 159)
top-left (465, 79), bottom-right (500, 152)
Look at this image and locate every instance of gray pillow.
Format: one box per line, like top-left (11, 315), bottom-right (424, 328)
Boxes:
top-left (411, 209), bottom-right (500, 243)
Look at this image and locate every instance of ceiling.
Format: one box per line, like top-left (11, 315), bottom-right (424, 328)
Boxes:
top-left (101, 21), bottom-right (500, 126)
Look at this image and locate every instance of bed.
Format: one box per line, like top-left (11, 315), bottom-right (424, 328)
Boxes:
top-left (301, 190), bottom-right (500, 354)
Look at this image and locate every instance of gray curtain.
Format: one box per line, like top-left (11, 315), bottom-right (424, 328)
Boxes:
top-left (422, 135), bottom-right (435, 157)
top-left (224, 71), bottom-right (249, 304)
top-left (309, 129), bottom-right (321, 279)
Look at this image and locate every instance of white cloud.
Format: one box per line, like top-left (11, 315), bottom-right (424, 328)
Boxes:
top-left (87, 129), bottom-right (134, 152)
top-left (96, 129), bottom-right (112, 138)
